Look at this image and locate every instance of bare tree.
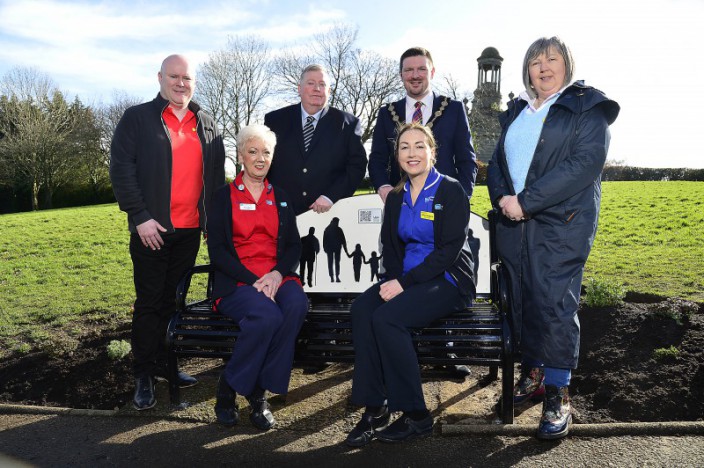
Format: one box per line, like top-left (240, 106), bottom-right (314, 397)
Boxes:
top-left (0, 92), bottom-right (79, 209)
top-left (273, 25), bottom-right (401, 143)
top-left (339, 50), bottom-right (403, 141)
top-left (312, 23), bottom-right (358, 108)
top-left (271, 49), bottom-right (314, 102)
top-left (89, 92), bottom-right (141, 196)
top-left (1, 67), bottom-right (53, 102)
top-left (96, 91), bottom-right (141, 166)
top-left (435, 73), bottom-right (473, 102)
top-left (195, 35), bottom-right (273, 166)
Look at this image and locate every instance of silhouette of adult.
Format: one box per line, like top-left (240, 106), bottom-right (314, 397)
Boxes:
top-left (300, 227), bottom-right (320, 286)
top-left (323, 217), bottom-right (348, 283)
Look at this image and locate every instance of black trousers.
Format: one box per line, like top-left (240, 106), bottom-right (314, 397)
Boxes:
top-left (129, 228), bottom-right (200, 377)
top-left (350, 277), bottom-right (468, 412)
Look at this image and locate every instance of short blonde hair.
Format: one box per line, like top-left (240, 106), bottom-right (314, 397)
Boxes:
top-left (237, 124), bottom-right (277, 157)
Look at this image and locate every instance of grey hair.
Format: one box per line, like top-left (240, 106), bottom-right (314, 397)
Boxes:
top-left (237, 124), bottom-right (277, 157)
top-left (298, 64), bottom-right (331, 85)
top-left (522, 36), bottom-right (575, 99)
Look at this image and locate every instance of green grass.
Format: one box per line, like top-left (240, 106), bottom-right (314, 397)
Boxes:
top-left (0, 203), bottom-right (209, 358)
top-left (471, 181), bottom-right (704, 302)
top-left (0, 181), bottom-right (702, 358)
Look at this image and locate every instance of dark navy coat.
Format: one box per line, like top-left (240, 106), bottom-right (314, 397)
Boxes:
top-left (367, 92), bottom-right (478, 198)
top-left (487, 81), bottom-right (619, 368)
top-left (264, 104), bottom-right (367, 215)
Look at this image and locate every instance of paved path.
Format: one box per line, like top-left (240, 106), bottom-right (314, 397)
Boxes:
top-left (1, 413), bottom-right (703, 467)
top-left (1, 364), bottom-right (703, 467)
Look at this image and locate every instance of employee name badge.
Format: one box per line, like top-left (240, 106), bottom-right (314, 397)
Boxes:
top-left (239, 203), bottom-right (256, 211)
top-left (420, 211), bottom-right (434, 221)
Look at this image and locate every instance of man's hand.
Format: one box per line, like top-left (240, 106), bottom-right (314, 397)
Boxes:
top-left (136, 219), bottom-right (167, 250)
top-left (253, 270), bottom-right (283, 300)
top-left (379, 279), bottom-right (403, 301)
top-left (309, 196), bottom-right (333, 214)
top-left (377, 185), bottom-right (393, 204)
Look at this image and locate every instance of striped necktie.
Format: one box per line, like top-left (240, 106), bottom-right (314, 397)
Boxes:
top-left (412, 101), bottom-right (423, 124)
top-left (303, 116), bottom-right (315, 151)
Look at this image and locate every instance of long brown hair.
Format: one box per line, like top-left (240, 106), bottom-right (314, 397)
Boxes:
top-left (392, 122), bottom-right (437, 193)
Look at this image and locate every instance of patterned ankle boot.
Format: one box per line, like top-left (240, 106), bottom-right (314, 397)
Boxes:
top-left (537, 384), bottom-right (572, 440)
top-left (514, 366), bottom-right (545, 405)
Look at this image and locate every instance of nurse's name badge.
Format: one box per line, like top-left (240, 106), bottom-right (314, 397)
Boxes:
top-left (420, 211), bottom-right (434, 221)
top-left (239, 203), bottom-right (256, 211)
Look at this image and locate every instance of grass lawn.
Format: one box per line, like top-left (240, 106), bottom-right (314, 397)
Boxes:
top-left (0, 181), bottom-right (702, 358)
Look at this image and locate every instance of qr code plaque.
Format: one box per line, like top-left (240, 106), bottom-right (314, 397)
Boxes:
top-left (358, 208), bottom-right (382, 224)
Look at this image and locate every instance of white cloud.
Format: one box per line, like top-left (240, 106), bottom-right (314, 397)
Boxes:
top-left (1, 0), bottom-right (703, 167)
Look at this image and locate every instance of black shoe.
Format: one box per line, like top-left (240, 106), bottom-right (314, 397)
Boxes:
top-left (246, 391), bottom-right (275, 431)
top-left (345, 406), bottom-right (390, 447)
top-left (154, 368), bottom-right (198, 388)
top-left (214, 373), bottom-right (239, 427)
top-left (133, 375), bottom-right (156, 411)
top-left (537, 385), bottom-right (572, 440)
top-left (376, 413), bottom-right (433, 443)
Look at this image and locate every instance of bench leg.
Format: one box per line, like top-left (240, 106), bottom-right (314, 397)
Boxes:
top-left (488, 365), bottom-right (498, 380)
top-left (500, 360), bottom-right (515, 424)
top-left (167, 354), bottom-right (181, 406)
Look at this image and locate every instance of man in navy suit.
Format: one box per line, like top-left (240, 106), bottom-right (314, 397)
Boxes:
top-left (368, 47), bottom-right (477, 202)
top-left (367, 48), bottom-right (478, 377)
top-left (264, 64), bottom-right (367, 216)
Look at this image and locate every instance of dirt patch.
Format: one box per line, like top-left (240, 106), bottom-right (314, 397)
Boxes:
top-left (572, 298), bottom-right (704, 423)
top-left (1, 299), bottom-right (702, 423)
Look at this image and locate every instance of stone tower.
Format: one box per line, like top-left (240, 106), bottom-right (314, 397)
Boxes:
top-left (469, 47), bottom-right (503, 163)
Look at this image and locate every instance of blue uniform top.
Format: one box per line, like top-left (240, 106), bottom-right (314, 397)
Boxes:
top-left (398, 168), bottom-right (456, 287)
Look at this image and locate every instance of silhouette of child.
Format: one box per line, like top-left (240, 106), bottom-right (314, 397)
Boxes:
top-left (364, 251), bottom-right (382, 282)
top-left (347, 244), bottom-right (367, 282)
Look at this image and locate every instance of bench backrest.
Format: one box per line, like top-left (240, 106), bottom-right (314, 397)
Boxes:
top-left (296, 194), bottom-right (490, 297)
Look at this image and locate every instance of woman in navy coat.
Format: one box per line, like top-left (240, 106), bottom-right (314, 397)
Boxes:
top-left (487, 36), bottom-right (619, 440)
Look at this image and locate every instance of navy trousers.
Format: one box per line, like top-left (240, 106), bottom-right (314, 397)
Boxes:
top-left (130, 228), bottom-right (200, 377)
top-left (217, 281), bottom-right (308, 396)
top-left (350, 277), bottom-right (468, 412)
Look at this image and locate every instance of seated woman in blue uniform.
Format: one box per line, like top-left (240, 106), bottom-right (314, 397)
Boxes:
top-left (346, 122), bottom-right (475, 446)
top-left (207, 124), bottom-right (308, 431)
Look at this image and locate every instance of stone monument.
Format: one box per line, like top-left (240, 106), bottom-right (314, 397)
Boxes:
top-left (468, 47), bottom-right (503, 163)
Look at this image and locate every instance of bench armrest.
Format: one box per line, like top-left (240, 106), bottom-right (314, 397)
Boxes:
top-left (175, 264), bottom-right (214, 312)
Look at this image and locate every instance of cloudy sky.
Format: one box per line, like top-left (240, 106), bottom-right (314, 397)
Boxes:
top-left (0, 0), bottom-right (701, 168)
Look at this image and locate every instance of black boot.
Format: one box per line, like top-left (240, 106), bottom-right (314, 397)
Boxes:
top-left (133, 375), bottom-right (156, 411)
top-left (246, 387), bottom-right (275, 431)
top-left (214, 373), bottom-right (239, 427)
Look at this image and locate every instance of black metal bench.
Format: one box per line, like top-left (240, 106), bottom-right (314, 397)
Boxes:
top-left (165, 210), bottom-right (515, 422)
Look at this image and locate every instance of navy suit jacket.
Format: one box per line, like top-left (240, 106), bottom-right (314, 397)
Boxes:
top-left (264, 104), bottom-right (367, 215)
top-left (367, 92), bottom-right (477, 197)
